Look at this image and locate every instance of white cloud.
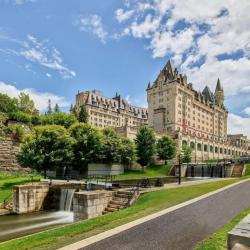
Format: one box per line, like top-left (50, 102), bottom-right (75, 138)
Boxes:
top-left (115, 9), bottom-right (134, 23)
top-left (77, 14), bottom-right (108, 43)
top-left (0, 34), bottom-right (76, 80)
top-left (228, 113), bottom-right (250, 137)
top-left (46, 73), bottom-right (51, 78)
top-left (4, 0), bottom-right (36, 5)
top-left (0, 81), bottom-right (69, 112)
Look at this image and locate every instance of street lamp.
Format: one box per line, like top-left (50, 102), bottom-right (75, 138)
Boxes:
top-left (178, 153), bottom-right (183, 185)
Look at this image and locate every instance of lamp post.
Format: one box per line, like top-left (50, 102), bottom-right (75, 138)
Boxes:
top-left (178, 153), bottom-right (182, 185)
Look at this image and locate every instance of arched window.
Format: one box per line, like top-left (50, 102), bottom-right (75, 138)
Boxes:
top-left (215, 147), bottom-right (218, 153)
top-left (204, 144), bottom-right (208, 152)
top-left (182, 140), bottom-right (187, 148)
top-left (190, 142), bottom-right (195, 150)
top-left (220, 148), bottom-right (223, 154)
top-left (197, 143), bottom-right (202, 151)
top-left (210, 146), bottom-right (213, 152)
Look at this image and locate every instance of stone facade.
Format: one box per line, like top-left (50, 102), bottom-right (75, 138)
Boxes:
top-left (0, 138), bottom-right (25, 172)
top-left (147, 60), bottom-right (250, 161)
top-left (13, 184), bottom-right (49, 214)
top-left (75, 90), bottom-right (148, 137)
top-left (73, 190), bottom-right (114, 220)
top-left (88, 163), bottom-right (124, 176)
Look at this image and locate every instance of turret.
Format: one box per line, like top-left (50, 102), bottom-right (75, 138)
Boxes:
top-left (214, 78), bottom-right (224, 106)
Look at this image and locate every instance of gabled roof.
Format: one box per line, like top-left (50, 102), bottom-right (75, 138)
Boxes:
top-left (202, 86), bottom-right (215, 103)
top-left (164, 60), bottom-right (176, 74)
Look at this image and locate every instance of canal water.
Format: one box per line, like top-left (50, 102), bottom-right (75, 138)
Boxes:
top-left (0, 211), bottom-right (74, 242)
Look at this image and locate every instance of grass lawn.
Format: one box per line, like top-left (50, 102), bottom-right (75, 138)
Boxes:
top-left (195, 206), bottom-right (250, 250)
top-left (0, 178), bottom-right (247, 250)
top-left (114, 164), bottom-right (172, 180)
top-left (0, 171), bottom-right (41, 204)
top-left (245, 164), bottom-right (250, 176)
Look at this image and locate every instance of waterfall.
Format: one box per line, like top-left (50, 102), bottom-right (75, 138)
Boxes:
top-left (60, 189), bottom-right (75, 211)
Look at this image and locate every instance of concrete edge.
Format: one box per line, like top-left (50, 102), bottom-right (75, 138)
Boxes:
top-left (58, 178), bottom-right (250, 250)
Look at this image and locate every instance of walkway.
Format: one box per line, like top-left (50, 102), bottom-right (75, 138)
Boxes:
top-left (59, 179), bottom-right (250, 250)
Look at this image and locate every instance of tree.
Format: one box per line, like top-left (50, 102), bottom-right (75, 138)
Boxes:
top-left (18, 92), bottom-right (36, 114)
top-left (120, 137), bottom-right (136, 166)
top-left (157, 135), bottom-right (177, 164)
top-left (54, 103), bottom-right (60, 112)
top-left (0, 93), bottom-right (18, 114)
top-left (181, 144), bottom-right (192, 163)
top-left (78, 105), bottom-right (88, 123)
top-left (101, 128), bottom-right (121, 164)
top-left (17, 125), bottom-right (74, 178)
top-left (47, 99), bottom-right (52, 114)
top-left (69, 123), bottom-right (103, 170)
top-left (135, 125), bottom-right (156, 170)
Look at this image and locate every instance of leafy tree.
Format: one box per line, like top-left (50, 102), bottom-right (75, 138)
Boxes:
top-left (101, 128), bottom-right (121, 164)
top-left (181, 144), bottom-right (192, 163)
top-left (0, 93), bottom-right (18, 113)
top-left (120, 137), bottom-right (136, 166)
top-left (18, 92), bottom-right (36, 114)
top-left (17, 125), bottom-right (74, 178)
top-left (40, 112), bottom-right (77, 128)
top-left (157, 135), bottom-right (177, 164)
top-left (135, 125), bottom-right (156, 170)
top-left (69, 123), bottom-right (103, 170)
top-left (54, 103), bottom-right (60, 113)
top-left (47, 99), bottom-right (52, 115)
top-left (78, 105), bottom-right (88, 123)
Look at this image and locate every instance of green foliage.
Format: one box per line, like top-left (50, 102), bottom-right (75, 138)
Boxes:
top-left (157, 135), bottom-right (177, 162)
top-left (12, 124), bottom-right (25, 141)
top-left (0, 113), bottom-right (8, 124)
top-left (9, 111), bottom-right (32, 124)
top-left (69, 123), bottom-right (103, 169)
top-left (17, 125), bottom-right (74, 177)
top-left (18, 92), bottom-right (36, 114)
top-left (135, 125), bottom-right (156, 167)
top-left (40, 112), bottom-right (77, 128)
top-left (0, 93), bottom-right (18, 113)
top-left (101, 128), bottom-right (121, 164)
top-left (78, 105), bottom-right (88, 123)
top-left (245, 164), bottom-right (250, 176)
top-left (181, 144), bottom-right (192, 163)
top-left (3, 126), bottom-right (13, 135)
top-left (119, 137), bottom-right (136, 165)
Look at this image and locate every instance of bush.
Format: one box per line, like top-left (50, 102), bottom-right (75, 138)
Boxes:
top-left (120, 137), bottom-right (136, 165)
top-left (13, 124), bottom-right (25, 142)
top-left (3, 126), bottom-right (13, 135)
top-left (9, 111), bottom-right (32, 124)
top-left (40, 112), bottom-right (77, 128)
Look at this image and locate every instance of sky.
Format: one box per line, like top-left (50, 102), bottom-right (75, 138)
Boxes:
top-left (1, 0), bottom-right (250, 136)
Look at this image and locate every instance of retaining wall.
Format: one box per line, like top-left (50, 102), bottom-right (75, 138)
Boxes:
top-left (73, 190), bottom-right (115, 220)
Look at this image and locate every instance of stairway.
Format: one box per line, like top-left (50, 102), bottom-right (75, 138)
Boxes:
top-left (231, 164), bottom-right (245, 177)
top-left (102, 191), bottom-right (134, 215)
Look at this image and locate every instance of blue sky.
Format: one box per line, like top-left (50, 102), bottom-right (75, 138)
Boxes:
top-left (1, 0), bottom-right (250, 136)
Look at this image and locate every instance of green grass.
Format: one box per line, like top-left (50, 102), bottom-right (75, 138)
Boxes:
top-left (245, 164), bottom-right (250, 176)
top-left (196, 206), bottom-right (250, 250)
top-left (114, 164), bottom-right (172, 180)
top-left (0, 172), bottom-right (41, 204)
top-left (0, 178), bottom-right (246, 250)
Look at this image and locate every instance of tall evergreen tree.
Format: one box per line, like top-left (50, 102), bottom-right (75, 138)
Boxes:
top-left (47, 99), bottom-right (52, 114)
top-left (54, 103), bottom-right (60, 112)
top-left (78, 105), bottom-right (88, 123)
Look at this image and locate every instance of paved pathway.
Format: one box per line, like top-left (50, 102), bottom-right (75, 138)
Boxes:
top-left (81, 180), bottom-right (250, 250)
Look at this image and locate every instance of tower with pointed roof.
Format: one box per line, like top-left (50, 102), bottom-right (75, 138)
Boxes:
top-left (214, 78), bottom-right (224, 107)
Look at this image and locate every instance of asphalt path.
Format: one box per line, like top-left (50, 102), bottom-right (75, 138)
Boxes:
top-left (82, 180), bottom-right (250, 250)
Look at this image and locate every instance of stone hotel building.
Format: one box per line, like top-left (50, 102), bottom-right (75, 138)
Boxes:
top-left (147, 60), bottom-right (250, 161)
top-left (76, 60), bottom-right (250, 161)
top-left (75, 90), bottom-right (148, 138)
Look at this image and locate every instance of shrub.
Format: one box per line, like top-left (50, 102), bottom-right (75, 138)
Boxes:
top-left (3, 126), bottom-right (13, 135)
top-left (120, 137), bottom-right (136, 165)
top-left (9, 111), bottom-right (32, 124)
top-left (13, 124), bottom-right (25, 142)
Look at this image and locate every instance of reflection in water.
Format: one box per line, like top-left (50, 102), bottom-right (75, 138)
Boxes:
top-left (0, 211), bottom-right (74, 242)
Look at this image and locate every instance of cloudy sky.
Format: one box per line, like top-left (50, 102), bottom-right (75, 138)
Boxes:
top-left (1, 0), bottom-right (250, 136)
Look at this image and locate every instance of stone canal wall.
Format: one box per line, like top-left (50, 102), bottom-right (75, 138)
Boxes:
top-left (13, 184), bottom-right (50, 214)
top-left (0, 138), bottom-right (28, 172)
top-left (73, 190), bottom-right (115, 220)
